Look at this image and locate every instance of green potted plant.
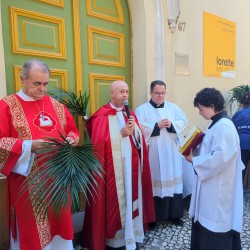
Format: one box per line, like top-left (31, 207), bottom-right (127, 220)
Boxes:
top-left (227, 84), bottom-right (250, 112)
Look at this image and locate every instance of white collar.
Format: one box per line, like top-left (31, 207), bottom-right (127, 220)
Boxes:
top-left (110, 102), bottom-right (123, 112)
top-left (17, 89), bottom-right (36, 101)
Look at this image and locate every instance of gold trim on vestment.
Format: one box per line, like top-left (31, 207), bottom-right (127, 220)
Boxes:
top-left (4, 95), bottom-right (51, 248)
top-left (50, 97), bottom-right (66, 134)
top-left (0, 137), bottom-right (18, 172)
top-left (4, 95), bottom-right (32, 140)
top-left (108, 115), bottom-right (126, 228)
top-left (27, 160), bottom-right (51, 248)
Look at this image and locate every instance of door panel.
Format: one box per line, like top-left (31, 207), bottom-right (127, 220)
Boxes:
top-left (89, 73), bottom-right (125, 114)
top-left (88, 26), bottom-right (125, 67)
top-left (86, 0), bottom-right (124, 24)
top-left (10, 7), bottom-right (66, 59)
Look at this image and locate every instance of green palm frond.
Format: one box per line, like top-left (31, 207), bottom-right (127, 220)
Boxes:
top-left (19, 132), bottom-right (103, 221)
top-left (227, 84), bottom-right (250, 108)
top-left (49, 88), bottom-right (90, 122)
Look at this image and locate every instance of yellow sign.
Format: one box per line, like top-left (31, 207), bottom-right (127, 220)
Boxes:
top-left (203, 12), bottom-right (236, 78)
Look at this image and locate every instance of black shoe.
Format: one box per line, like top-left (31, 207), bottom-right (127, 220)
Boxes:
top-left (171, 218), bottom-right (184, 227)
top-left (106, 246), bottom-right (125, 250)
top-left (148, 222), bottom-right (157, 229)
top-left (162, 219), bottom-right (172, 228)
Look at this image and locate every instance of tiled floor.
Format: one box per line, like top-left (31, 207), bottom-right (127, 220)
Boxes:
top-left (241, 187), bottom-right (250, 250)
top-left (75, 187), bottom-right (250, 250)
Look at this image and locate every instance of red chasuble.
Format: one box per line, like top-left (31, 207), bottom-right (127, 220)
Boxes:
top-left (0, 94), bottom-right (79, 250)
top-left (82, 103), bottom-right (155, 250)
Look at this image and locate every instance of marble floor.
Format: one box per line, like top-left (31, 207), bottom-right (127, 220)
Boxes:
top-left (75, 187), bottom-right (250, 250)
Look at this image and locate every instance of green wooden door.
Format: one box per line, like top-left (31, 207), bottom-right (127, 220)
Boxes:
top-left (78, 0), bottom-right (131, 114)
top-left (1, 0), bottom-right (131, 115)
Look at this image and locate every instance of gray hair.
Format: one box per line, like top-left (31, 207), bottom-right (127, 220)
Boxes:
top-left (21, 59), bottom-right (50, 79)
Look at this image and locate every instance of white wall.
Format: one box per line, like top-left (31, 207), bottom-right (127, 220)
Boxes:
top-left (127, 0), bottom-right (156, 108)
top-left (0, 2), bottom-right (6, 98)
top-left (128, 0), bottom-right (250, 132)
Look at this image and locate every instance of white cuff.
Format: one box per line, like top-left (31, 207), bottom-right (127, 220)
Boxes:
top-left (12, 140), bottom-right (35, 177)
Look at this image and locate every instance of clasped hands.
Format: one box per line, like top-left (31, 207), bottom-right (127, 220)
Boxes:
top-left (158, 118), bottom-right (172, 129)
top-left (121, 116), bottom-right (135, 137)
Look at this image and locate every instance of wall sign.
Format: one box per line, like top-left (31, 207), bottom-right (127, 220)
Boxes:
top-left (203, 12), bottom-right (236, 78)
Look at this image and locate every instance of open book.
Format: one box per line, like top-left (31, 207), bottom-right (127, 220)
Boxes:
top-left (179, 126), bottom-right (205, 155)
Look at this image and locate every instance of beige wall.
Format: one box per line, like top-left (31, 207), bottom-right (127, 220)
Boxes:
top-left (128, 0), bottom-right (156, 108)
top-left (0, 2), bottom-right (6, 99)
top-left (168, 0), bottom-right (250, 130)
top-left (129, 0), bottom-right (250, 132)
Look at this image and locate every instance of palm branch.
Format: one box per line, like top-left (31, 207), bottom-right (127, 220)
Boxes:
top-left (49, 88), bottom-right (90, 122)
top-left (227, 84), bottom-right (250, 110)
top-left (19, 132), bottom-right (103, 221)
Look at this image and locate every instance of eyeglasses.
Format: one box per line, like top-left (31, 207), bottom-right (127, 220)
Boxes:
top-left (151, 91), bottom-right (166, 96)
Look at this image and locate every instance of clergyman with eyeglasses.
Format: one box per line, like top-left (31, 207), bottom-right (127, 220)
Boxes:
top-left (135, 80), bottom-right (188, 228)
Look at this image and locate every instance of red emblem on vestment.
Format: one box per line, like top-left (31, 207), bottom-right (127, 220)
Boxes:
top-left (33, 112), bottom-right (57, 132)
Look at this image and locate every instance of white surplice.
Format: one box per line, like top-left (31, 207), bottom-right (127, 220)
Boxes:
top-left (190, 118), bottom-right (244, 233)
top-left (135, 101), bottom-right (188, 198)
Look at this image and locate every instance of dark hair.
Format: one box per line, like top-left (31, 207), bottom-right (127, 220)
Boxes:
top-left (21, 59), bottom-right (50, 80)
top-left (240, 92), bottom-right (250, 107)
top-left (194, 88), bottom-right (225, 112)
top-left (150, 80), bottom-right (166, 92)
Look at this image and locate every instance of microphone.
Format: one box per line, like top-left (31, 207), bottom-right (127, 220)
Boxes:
top-left (123, 100), bottom-right (130, 118)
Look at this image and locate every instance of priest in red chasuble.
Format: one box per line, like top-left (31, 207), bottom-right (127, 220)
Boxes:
top-left (0, 59), bottom-right (79, 250)
top-left (82, 80), bottom-right (155, 250)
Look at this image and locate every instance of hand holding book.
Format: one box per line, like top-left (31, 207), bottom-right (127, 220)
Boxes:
top-left (179, 126), bottom-right (205, 156)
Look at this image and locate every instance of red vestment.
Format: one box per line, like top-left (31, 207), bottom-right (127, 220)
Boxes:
top-left (0, 94), bottom-right (79, 250)
top-left (82, 103), bottom-right (155, 250)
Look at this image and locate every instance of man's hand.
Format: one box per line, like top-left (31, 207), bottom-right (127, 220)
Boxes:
top-left (184, 148), bottom-right (193, 163)
top-left (157, 118), bottom-right (172, 129)
top-left (66, 137), bottom-right (77, 145)
top-left (121, 116), bottom-right (135, 137)
top-left (31, 140), bottom-right (49, 153)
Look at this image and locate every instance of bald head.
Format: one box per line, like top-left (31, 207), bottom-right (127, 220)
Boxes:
top-left (110, 80), bottom-right (129, 108)
top-left (110, 80), bottom-right (128, 91)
